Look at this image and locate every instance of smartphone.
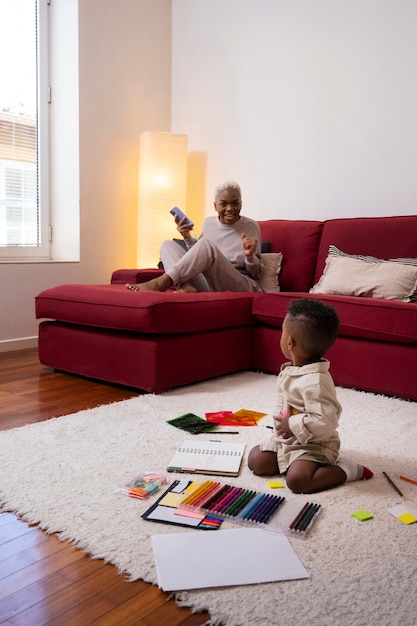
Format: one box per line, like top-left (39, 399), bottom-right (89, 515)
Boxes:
top-left (170, 206), bottom-right (194, 228)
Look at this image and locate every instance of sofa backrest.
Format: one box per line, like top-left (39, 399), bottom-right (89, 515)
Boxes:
top-left (314, 215), bottom-right (417, 283)
top-left (259, 220), bottom-right (323, 291)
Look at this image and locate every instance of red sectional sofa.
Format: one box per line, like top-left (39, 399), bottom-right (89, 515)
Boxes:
top-left (35, 215), bottom-right (417, 400)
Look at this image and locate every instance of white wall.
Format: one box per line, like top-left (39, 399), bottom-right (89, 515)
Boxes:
top-left (172, 0), bottom-right (417, 222)
top-left (3, 0), bottom-right (417, 352)
top-left (0, 0), bottom-right (172, 352)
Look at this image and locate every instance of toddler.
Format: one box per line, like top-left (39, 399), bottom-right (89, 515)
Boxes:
top-left (248, 297), bottom-right (373, 493)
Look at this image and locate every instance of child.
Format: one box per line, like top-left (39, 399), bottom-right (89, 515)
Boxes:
top-left (248, 297), bottom-right (373, 493)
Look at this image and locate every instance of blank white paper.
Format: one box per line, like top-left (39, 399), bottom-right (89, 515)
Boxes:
top-left (151, 527), bottom-right (310, 591)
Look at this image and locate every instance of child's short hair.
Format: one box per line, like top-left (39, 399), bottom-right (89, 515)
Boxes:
top-left (214, 180), bottom-right (241, 198)
top-left (286, 297), bottom-right (340, 361)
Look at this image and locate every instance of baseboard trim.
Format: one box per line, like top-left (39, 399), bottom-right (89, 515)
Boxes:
top-left (0, 336), bottom-right (38, 353)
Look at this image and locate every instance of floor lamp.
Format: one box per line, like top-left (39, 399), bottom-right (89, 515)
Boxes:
top-left (137, 131), bottom-right (188, 268)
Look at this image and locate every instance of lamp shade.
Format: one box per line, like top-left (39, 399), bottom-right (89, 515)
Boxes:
top-left (137, 131), bottom-right (188, 267)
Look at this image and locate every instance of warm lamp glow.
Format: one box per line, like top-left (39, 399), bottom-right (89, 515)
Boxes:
top-left (137, 131), bottom-right (188, 267)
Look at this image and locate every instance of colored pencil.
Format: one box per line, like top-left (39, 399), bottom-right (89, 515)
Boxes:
top-left (289, 502), bottom-right (309, 530)
top-left (297, 503), bottom-right (320, 533)
top-left (225, 489), bottom-right (256, 516)
top-left (248, 494), bottom-right (275, 522)
top-left (214, 486), bottom-right (244, 513)
top-left (239, 493), bottom-right (267, 520)
top-left (200, 483), bottom-right (232, 509)
top-left (399, 474), bottom-right (417, 486)
top-left (259, 495), bottom-right (285, 523)
top-left (383, 471), bottom-right (404, 498)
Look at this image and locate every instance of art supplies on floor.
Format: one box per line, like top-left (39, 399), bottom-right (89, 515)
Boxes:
top-left (151, 527), bottom-right (310, 591)
top-left (179, 479), bottom-right (285, 525)
top-left (177, 478), bottom-right (322, 536)
top-left (167, 439), bottom-right (246, 477)
top-left (141, 479), bottom-right (223, 530)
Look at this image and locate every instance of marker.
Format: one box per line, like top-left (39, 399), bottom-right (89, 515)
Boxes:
top-left (297, 503), bottom-right (320, 533)
top-left (399, 474), bottom-right (417, 486)
top-left (293, 502), bottom-right (314, 531)
top-left (301, 504), bottom-right (322, 534)
top-left (383, 471), bottom-right (404, 498)
top-left (289, 502), bottom-right (309, 530)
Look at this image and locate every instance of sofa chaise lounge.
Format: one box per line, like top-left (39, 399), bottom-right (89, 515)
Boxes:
top-left (35, 215), bottom-right (417, 400)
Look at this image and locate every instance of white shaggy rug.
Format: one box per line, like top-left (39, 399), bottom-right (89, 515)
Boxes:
top-left (1, 371), bottom-right (417, 626)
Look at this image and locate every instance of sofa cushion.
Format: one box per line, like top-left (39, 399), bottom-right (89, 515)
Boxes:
top-left (318, 245), bottom-right (417, 302)
top-left (310, 253), bottom-right (417, 302)
top-left (258, 252), bottom-right (283, 292)
top-left (35, 285), bottom-right (256, 334)
top-left (314, 216), bottom-right (417, 283)
top-left (258, 220), bottom-right (323, 292)
top-left (252, 292), bottom-right (417, 343)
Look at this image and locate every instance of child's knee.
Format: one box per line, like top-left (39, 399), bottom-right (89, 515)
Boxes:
top-left (247, 445), bottom-right (261, 474)
top-left (248, 445), bottom-right (278, 476)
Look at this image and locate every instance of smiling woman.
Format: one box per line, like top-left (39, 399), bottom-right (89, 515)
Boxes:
top-left (126, 180), bottom-right (265, 293)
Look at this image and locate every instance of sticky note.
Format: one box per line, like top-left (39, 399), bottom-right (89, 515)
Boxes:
top-left (389, 505), bottom-right (417, 525)
top-left (351, 509), bottom-right (374, 521)
top-left (398, 512), bottom-right (417, 525)
top-left (159, 492), bottom-right (182, 507)
top-left (267, 480), bottom-right (285, 489)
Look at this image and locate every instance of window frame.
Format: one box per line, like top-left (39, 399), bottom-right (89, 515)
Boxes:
top-left (0, 0), bottom-right (50, 262)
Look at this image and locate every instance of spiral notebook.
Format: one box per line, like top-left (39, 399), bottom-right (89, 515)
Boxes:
top-left (167, 439), bottom-right (246, 477)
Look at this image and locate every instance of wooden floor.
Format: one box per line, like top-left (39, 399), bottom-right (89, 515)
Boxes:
top-left (0, 348), bottom-right (211, 626)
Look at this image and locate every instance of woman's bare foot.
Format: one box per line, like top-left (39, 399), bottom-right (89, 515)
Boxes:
top-left (126, 274), bottom-right (173, 292)
top-left (175, 282), bottom-right (197, 293)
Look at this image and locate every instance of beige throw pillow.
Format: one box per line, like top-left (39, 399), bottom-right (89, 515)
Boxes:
top-left (257, 252), bottom-right (283, 293)
top-left (326, 245), bottom-right (417, 302)
top-left (310, 254), bottom-right (417, 301)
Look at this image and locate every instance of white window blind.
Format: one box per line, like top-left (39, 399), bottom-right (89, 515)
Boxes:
top-left (0, 0), bottom-right (49, 259)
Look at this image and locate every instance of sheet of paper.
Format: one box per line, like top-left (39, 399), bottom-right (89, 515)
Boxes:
top-left (151, 527), bottom-right (310, 591)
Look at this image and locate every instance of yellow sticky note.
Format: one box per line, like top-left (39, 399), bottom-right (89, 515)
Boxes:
top-left (398, 512), bottom-right (417, 525)
top-left (159, 492), bottom-right (182, 507)
top-left (267, 480), bottom-right (285, 489)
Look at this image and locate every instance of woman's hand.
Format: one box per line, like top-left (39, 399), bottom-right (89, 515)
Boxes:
top-left (241, 233), bottom-right (256, 257)
top-left (176, 217), bottom-right (194, 240)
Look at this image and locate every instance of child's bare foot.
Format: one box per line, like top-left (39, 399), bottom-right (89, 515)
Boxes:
top-left (175, 282), bottom-right (197, 293)
top-left (126, 275), bottom-right (173, 292)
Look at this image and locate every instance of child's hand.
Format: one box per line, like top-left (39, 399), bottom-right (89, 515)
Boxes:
top-left (273, 407), bottom-right (293, 439)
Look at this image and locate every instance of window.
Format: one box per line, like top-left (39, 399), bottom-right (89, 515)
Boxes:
top-left (0, 0), bottom-right (50, 260)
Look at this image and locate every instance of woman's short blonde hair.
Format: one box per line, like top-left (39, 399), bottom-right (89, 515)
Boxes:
top-left (214, 180), bottom-right (241, 198)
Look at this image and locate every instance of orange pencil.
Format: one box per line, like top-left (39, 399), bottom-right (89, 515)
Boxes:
top-left (399, 475), bottom-right (417, 486)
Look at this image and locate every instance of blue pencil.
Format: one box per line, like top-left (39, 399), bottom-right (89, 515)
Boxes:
top-left (239, 493), bottom-right (266, 520)
top-left (259, 495), bottom-right (285, 523)
top-left (248, 494), bottom-right (275, 522)
top-left (240, 493), bottom-right (271, 521)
